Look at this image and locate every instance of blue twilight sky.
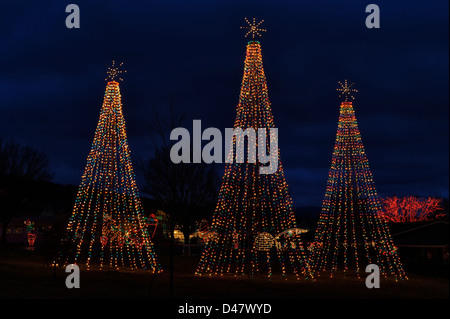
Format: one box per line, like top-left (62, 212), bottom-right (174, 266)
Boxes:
top-left (0, 0), bottom-right (448, 207)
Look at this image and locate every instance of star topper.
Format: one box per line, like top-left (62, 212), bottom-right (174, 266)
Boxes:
top-left (337, 79), bottom-right (358, 101)
top-left (240, 17), bottom-right (267, 39)
top-left (105, 60), bottom-right (127, 82)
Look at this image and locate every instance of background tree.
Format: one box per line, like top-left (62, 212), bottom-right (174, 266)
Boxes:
top-left (140, 104), bottom-right (219, 296)
top-left (0, 138), bottom-right (53, 181)
top-left (380, 196), bottom-right (446, 223)
top-left (0, 138), bottom-right (53, 243)
top-left (140, 105), bottom-right (219, 242)
top-left (142, 146), bottom-right (218, 244)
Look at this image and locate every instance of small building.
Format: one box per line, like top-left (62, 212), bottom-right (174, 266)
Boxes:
top-left (390, 220), bottom-right (449, 277)
top-left (0, 206), bottom-right (56, 246)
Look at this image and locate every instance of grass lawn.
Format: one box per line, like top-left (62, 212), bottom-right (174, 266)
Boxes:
top-left (0, 244), bottom-right (448, 300)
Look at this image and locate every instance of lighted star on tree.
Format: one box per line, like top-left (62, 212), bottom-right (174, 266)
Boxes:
top-left (337, 79), bottom-right (358, 101)
top-left (240, 17), bottom-right (267, 39)
top-left (105, 60), bottom-right (127, 82)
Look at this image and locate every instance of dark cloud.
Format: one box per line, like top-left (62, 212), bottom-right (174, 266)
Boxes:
top-left (0, 0), bottom-right (448, 207)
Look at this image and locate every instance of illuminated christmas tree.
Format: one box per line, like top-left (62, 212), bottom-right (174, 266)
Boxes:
top-left (55, 62), bottom-right (161, 271)
top-left (196, 19), bottom-right (312, 279)
top-left (308, 80), bottom-right (406, 280)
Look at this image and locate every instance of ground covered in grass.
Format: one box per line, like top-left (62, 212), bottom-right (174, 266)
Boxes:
top-left (0, 244), bottom-right (448, 300)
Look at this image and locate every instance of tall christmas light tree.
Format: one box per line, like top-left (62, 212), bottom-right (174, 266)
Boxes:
top-left (55, 62), bottom-right (161, 272)
top-left (196, 19), bottom-right (312, 279)
top-left (308, 80), bottom-right (406, 280)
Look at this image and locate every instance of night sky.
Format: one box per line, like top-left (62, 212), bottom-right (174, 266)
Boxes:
top-left (0, 0), bottom-right (448, 207)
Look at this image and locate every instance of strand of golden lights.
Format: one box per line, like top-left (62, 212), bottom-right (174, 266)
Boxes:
top-left (307, 84), bottom-right (407, 280)
top-left (54, 71), bottom-right (160, 272)
top-left (337, 79), bottom-right (358, 101)
top-left (195, 39), bottom-right (313, 280)
top-left (240, 17), bottom-right (267, 39)
top-left (105, 60), bottom-right (127, 82)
